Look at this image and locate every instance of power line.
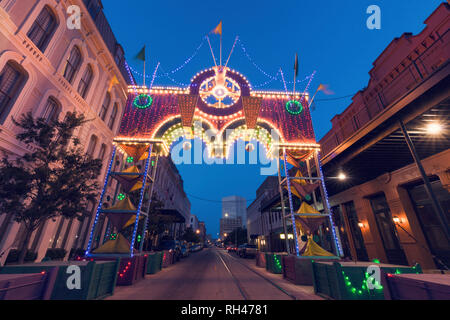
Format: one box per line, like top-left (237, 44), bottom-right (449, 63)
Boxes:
top-left (185, 192), bottom-right (255, 203)
top-left (315, 94), bottom-right (354, 102)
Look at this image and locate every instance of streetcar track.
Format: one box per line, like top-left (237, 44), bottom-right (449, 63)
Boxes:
top-left (216, 250), bottom-right (250, 300)
top-left (216, 249), bottom-right (296, 300)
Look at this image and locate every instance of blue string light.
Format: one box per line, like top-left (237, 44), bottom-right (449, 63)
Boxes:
top-left (86, 146), bottom-right (117, 256)
top-left (129, 144), bottom-right (153, 256)
top-left (317, 152), bottom-right (344, 257)
top-left (283, 150), bottom-right (300, 256)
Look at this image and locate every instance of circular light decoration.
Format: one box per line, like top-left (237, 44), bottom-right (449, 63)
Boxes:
top-left (199, 75), bottom-right (241, 109)
top-left (133, 94), bottom-right (153, 109)
top-left (286, 100), bottom-right (303, 115)
top-left (126, 156), bottom-right (134, 163)
top-left (117, 193), bottom-right (126, 201)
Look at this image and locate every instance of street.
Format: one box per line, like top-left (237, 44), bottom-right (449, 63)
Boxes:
top-left (107, 247), bottom-right (322, 300)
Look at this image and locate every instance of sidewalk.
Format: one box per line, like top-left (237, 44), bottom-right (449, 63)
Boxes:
top-left (231, 254), bottom-right (325, 300)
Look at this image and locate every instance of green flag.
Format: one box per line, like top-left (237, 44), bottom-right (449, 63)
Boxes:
top-left (135, 45), bottom-right (146, 62)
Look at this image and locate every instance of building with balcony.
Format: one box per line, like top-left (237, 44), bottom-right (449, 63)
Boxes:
top-left (0, 0), bottom-right (131, 265)
top-left (319, 3), bottom-right (449, 270)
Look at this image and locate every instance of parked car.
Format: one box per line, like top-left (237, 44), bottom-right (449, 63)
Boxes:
top-left (237, 244), bottom-right (257, 258)
top-left (180, 245), bottom-right (189, 258)
top-left (190, 244), bottom-right (202, 252)
top-left (227, 246), bottom-right (237, 253)
top-left (157, 240), bottom-right (182, 262)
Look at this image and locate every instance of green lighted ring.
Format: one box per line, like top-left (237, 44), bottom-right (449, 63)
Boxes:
top-left (285, 100), bottom-right (303, 115)
top-left (133, 94), bottom-right (153, 109)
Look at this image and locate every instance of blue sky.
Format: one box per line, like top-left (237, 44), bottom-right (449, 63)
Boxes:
top-left (103, 0), bottom-right (443, 237)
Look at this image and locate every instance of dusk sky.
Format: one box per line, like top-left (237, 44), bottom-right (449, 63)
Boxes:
top-left (102, 0), bottom-right (443, 237)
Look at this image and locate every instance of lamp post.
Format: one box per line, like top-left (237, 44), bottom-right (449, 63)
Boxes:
top-left (399, 119), bottom-right (450, 243)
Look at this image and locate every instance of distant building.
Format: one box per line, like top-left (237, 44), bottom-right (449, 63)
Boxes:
top-left (189, 214), bottom-right (199, 231)
top-left (198, 221), bottom-right (206, 243)
top-left (220, 216), bottom-right (242, 240)
top-left (222, 196), bottom-right (247, 227)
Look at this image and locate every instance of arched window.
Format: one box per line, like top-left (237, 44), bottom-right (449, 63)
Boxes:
top-left (108, 103), bottom-right (118, 130)
top-left (42, 96), bottom-right (60, 123)
top-left (99, 92), bottom-right (110, 121)
top-left (77, 65), bottom-right (93, 99)
top-left (86, 135), bottom-right (98, 158)
top-left (27, 6), bottom-right (57, 52)
top-left (0, 61), bottom-right (27, 124)
top-left (63, 46), bottom-right (82, 84)
top-left (98, 143), bottom-right (107, 161)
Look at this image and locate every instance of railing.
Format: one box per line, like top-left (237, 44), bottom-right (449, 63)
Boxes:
top-left (321, 29), bottom-right (449, 157)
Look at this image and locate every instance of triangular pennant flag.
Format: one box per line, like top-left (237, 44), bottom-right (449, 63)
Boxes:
top-left (210, 21), bottom-right (222, 35)
top-left (135, 46), bottom-right (146, 62)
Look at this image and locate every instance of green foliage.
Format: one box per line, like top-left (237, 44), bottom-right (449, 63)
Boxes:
top-left (0, 112), bottom-right (102, 263)
top-left (224, 227), bottom-right (248, 246)
top-left (45, 248), bottom-right (67, 260)
top-left (5, 249), bottom-right (37, 264)
top-left (180, 227), bottom-right (201, 243)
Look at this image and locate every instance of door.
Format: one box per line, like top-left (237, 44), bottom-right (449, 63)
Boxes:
top-left (331, 205), bottom-right (353, 259)
top-left (369, 194), bottom-right (408, 265)
top-left (408, 179), bottom-right (450, 269)
top-left (344, 202), bottom-right (369, 261)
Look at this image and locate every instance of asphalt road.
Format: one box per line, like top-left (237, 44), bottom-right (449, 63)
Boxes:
top-left (107, 247), bottom-right (306, 300)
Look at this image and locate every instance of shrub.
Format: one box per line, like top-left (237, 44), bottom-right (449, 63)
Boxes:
top-left (45, 248), bottom-right (67, 260)
top-left (5, 249), bottom-right (37, 264)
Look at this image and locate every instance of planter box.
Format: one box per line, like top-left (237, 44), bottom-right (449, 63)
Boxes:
top-left (311, 261), bottom-right (422, 300)
top-left (383, 273), bottom-right (450, 300)
top-left (0, 269), bottom-right (58, 300)
top-left (282, 255), bottom-right (340, 286)
top-left (93, 255), bottom-right (147, 286)
top-left (265, 253), bottom-right (288, 274)
top-left (162, 251), bottom-right (174, 268)
top-left (146, 252), bottom-right (163, 274)
top-left (0, 260), bottom-right (119, 300)
top-left (255, 252), bottom-right (266, 268)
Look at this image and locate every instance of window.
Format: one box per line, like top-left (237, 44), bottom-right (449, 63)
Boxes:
top-left (86, 135), bottom-right (98, 158)
top-left (41, 97), bottom-right (60, 123)
top-left (99, 92), bottom-right (110, 121)
top-left (63, 46), bottom-right (82, 84)
top-left (0, 61), bottom-right (27, 124)
top-left (98, 143), bottom-right (107, 161)
top-left (108, 103), bottom-right (118, 130)
top-left (27, 6), bottom-right (57, 52)
top-left (77, 65), bottom-right (93, 99)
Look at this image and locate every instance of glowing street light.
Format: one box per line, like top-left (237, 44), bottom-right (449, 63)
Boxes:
top-left (425, 122), bottom-right (443, 135)
top-left (338, 172), bottom-right (347, 181)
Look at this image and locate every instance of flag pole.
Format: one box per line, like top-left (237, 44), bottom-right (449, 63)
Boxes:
top-left (206, 36), bottom-right (218, 67)
top-left (143, 59), bottom-right (146, 87)
top-left (220, 32), bottom-right (222, 67)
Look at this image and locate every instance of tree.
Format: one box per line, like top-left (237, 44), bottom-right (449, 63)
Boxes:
top-left (224, 227), bottom-right (248, 246)
top-left (144, 194), bottom-right (177, 250)
top-left (0, 112), bottom-right (102, 264)
top-left (180, 227), bottom-right (201, 243)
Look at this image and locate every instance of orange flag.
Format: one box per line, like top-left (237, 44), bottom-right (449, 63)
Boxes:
top-left (210, 21), bottom-right (222, 35)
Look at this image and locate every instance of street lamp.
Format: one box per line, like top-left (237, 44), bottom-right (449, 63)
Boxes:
top-left (425, 122), bottom-right (443, 135)
top-left (337, 172), bottom-right (347, 181)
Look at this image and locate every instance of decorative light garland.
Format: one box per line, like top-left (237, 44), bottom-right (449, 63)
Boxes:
top-left (133, 94), bottom-right (153, 109)
top-left (285, 100), bottom-right (303, 115)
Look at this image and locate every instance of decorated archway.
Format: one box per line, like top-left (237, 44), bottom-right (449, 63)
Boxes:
top-left (86, 66), bottom-right (343, 259)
